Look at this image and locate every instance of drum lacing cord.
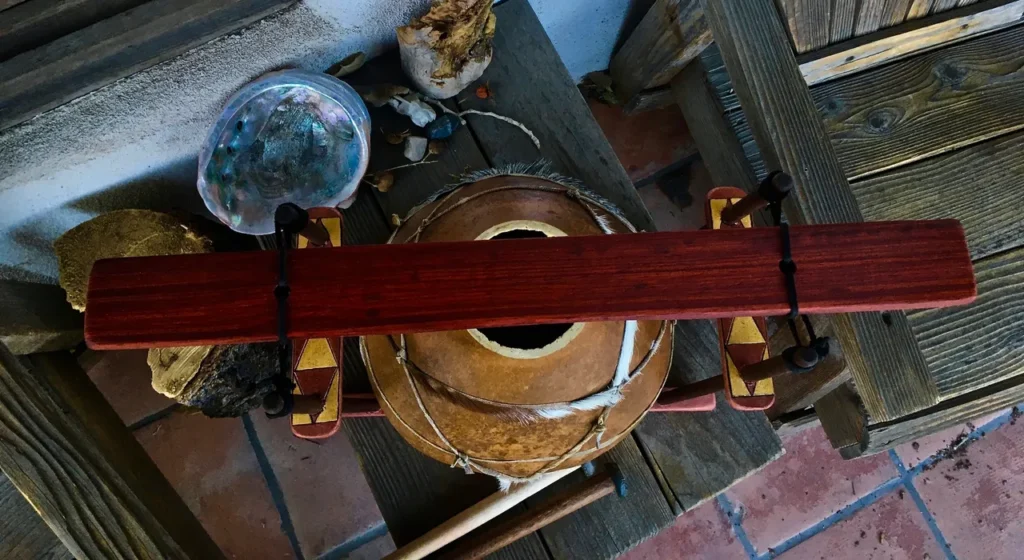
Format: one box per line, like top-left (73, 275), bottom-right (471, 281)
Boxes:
top-left (370, 182), bottom-right (672, 488)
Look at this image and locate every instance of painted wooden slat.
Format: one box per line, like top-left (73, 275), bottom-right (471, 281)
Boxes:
top-left (83, 221), bottom-right (976, 350)
top-left (609, 0), bottom-right (712, 102)
top-left (0, 0), bottom-right (294, 130)
top-left (703, 0), bottom-right (942, 423)
top-left (799, 0), bottom-right (1024, 87)
top-left (813, 20), bottom-right (1024, 179)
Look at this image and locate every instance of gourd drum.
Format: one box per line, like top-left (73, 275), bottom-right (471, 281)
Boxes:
top-left (362, 168), bottom-right (673, 484)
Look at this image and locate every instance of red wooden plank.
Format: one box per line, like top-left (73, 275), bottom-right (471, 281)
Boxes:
top-left (84, 220), bottom-right (975, 350)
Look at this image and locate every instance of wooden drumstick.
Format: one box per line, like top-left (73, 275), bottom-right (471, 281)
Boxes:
top-left (440, 465), bottom-right (626, 560)
top-left (383, 467), bottom-right (577, 560)
top-left (720, 171), bottom-right (793, 224)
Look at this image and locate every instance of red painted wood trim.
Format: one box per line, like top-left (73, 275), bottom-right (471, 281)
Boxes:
top-left (84, 220), bottom-right (975, 349)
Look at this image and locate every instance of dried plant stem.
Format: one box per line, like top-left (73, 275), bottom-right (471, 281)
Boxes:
top-left (459, 109), bottom-right (541, 149)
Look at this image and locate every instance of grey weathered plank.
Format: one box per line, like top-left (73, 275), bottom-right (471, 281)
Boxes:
top-left (933, 0), bottom-right (963, 10)
top-left (634, 322), bottom-right (782, 511)
top-left (801, 0), bottom-right (1024, 87)
top-left (453, 4), bottom-right (679, 556)
top-left (815, 383), bottom-right (868, 452)
top-left (622, 86), bottom-right (674, 115)
top-left (908, 247), bottom-right (1024, 399)
top-left (813, 20), bottom-right (1024, 180)
top-left (856, 0), bottom-right (889, 35)
top-left (0, 472), bottom-right (72, 559)
top-left (851, 130), bottom-right (1024, 261)
top-left (0, 0), bottom-right (294, 130)
top-left (881, 0), bottom-right (914, 26)
top-left (0, 0), bottom-right (148, 62)
top-left (831, 0), bottom-right (859, 42)
top-left (671, 60), bottom-right (757, 191)
top-left (863, 368), bottom-right (1024, 453)
top-left (0, 0), bottom-right (28, 12)
top-left (704, 0), bottom-right (939, 423)
top-left (609, 0), bottom-right (712, 102)
top-left (0, 346), bottom-right (224, 559)
top-left (725, 109), bottom-right (768, 181)
top-left (908, 0), bottom-right (936, 18)
top-left (776, 0), bottom-right (832, 53)
top-left (0, 281), bottom-right (82, 355)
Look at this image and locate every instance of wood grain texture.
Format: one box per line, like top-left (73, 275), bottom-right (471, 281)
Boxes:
top-left (634, 322), bottom-right (783, 510)
top-left (908, 247), bottom-right (1024, 399)
top-left (84, 221), bottom-right (976, 349)
top-left (0, 0), bottom-right (29, 12)
top-left (908, 0), bottom-right (936, 18)
top-left (815, 383), bottom-right (869, 451)
top-left (622, 85), bottom-right (674, 114)
top-left (0, 346), bottom-right (224, 559)
top-left (455, 0), bottom-right (658, 233)
top-left (0, 281), bottom-right (83, 355)
top-left (725, 108), bottom-right (769, 181)
top-left (0, 473), bottom-right (72, 559)
top-left (609, 0), bottom-right (712, 101)
top-left (766, 316), bottom-right (851, 418)
top-left (851, 130), bottom-right (1024, 261)
top-left (881, 0), bottom-right (914, 26)
top-left (672, 58), bottom-right (758, 191)
top-left (933, 0), bottom-right (963, 10)
top-left (813, 19), bottom-right (1024, 179)
top-left (529, 443), bottom-right (674, 560)
top-left (856, 0), bottom-right (889, 35)
top-left (0, 0), bottom-right (148, 62)
top-left (799, 0), bottom-right (1024, 87)
top-left (776, 0), bottom-right (832, 53)
top-left (831, 0), bottom-right (859, 42)
top-left (704, 0), bottom-right (941, 422)
top-left (0, 0), bottom-right (294, 130)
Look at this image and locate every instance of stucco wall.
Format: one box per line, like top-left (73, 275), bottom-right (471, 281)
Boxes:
top-left (0, 0), bottom-right (634, 282)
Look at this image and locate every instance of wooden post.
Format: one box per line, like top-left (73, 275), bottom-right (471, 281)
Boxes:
top-left (702, 0), bottom-right (941, 422)
top-left (0, 342), bottom-right (224, 559)
top-left (609, 0), bottom-right (712, 103)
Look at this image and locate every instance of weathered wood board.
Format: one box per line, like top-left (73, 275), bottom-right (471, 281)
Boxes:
top-left (0, 472), bottom-right (72, 559)
top-left (799, 0), bottom-right (1024, 86)
top-left (0, 0), bottom-right (295, 130)
top-left (609, 0), bottom-right (711, 102)
top-left (0, 346), bottom-right (224, 559)
top-left (0, 0), bottom-right (148, 62)
top-left (0, 281), bottom-right (82, 355)
top-left (704, 0), bottom-right (940, 423)
top-left (814, 21), bottom-right (1024, 180)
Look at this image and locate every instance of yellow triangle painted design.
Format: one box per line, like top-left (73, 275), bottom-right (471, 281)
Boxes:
top-left (317, 374), bottom-right (340, 423)
top-left (297, 338), bottom-right (337, 370)
top-left (322, 218), bottom-right (342, 247)
top-left (291, 386), bottom-right (313, 425)
top-left (726, 353), bottom-right (752, 397)
top-left (728, 316), bottom-right (764, 345)
top-left (710, 199), bottom-right (728, 230)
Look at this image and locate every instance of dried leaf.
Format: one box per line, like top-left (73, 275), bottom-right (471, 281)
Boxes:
top-left (333, 52), bottom-right (366, 77)
top-left (391, 214), bottom-right (402, 228)
top-left (374, 171), bottom-right (395, 193)
top-left (428, 140), bottom-right (445, 155)
top-left (475, 83), bottom-right (491, 99)
top-left (354, 84), bottom-right (411, 107)
top-left (385, 130), bottom-right (409, 145)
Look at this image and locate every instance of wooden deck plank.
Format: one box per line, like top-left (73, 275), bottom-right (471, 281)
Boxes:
top-left (909, 246), bottom-right (1024, 399)
top-left (0, 0), bottom-right (148, 62)
top-left (831, 0), bottom-right (859, 42)
top-left (856, 0), bottom-right (889, 35)
top-left (0, 0), bottom-right (295, 130)
top-left (609, 0), bottom-right (711, 101)
top-left (0, 472), bottom-right (72, 559)
top-left (799, 0), bottom-right (1024, 87)
top-left (852, 130), bottom-right (1024, 261)
top-left (0, 346), bottom-right (224, 559)
top-left (704, 0), bottom-right (941, 423)
top-left (814, 21), bottom-right (1024, 180)
top-left (776, 0), bottom-right (832, 53)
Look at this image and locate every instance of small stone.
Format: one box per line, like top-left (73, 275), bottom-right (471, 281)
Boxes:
top-left (425, 113), bottom-right (462, 139)
top-left (389, 95), bottom-right (436, 127)
top-left (404, 136), bottom-right (428, 161)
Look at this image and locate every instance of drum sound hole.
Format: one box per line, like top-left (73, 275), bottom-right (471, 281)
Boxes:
top-left (477, 323), bottom-right (574, 350)
top-left (480, 228), bottom-right (572, 350)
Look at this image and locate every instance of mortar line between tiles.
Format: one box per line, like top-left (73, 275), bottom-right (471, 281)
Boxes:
top-left (243, 413), bottom-right (305, 560)
top-left (753, 477), bottom-right (903, 559)
top-left (716, 494), bottom-right (758, 560)
top-left (889, 450), bottom-right (957, 560)
top-left (318, 521), bottom-right (388, 560)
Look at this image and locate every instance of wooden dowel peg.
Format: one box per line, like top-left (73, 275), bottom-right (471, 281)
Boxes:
top-left (441, 465), bottom-right (626, 560)
top-left (721, 171), bottom-right (793, 224)
top-left (669, 376), bottom-right (722, 401)
top-left (738, 346), bottom-right (819, 382)
top-left (298, 220), bottom-right (330, 246)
